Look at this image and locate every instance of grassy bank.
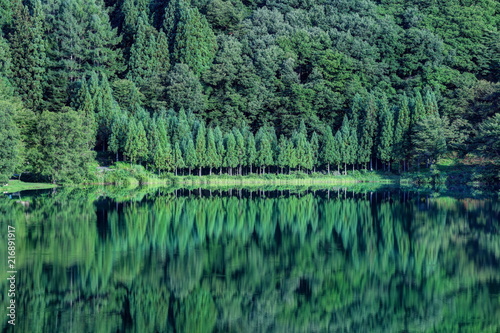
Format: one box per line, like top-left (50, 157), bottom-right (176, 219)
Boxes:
top-left (2, 180), bottom-right (58, 193)
top-left (93, 163), bottom-right (400, 187)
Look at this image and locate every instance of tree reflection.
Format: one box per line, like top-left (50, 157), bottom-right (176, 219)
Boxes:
top-left (0, 188), bottom-right (499, 332)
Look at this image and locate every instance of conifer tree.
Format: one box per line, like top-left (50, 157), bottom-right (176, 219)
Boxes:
top-left (321, 126), bottom-right (335, 174)
top-left (423, 89), bottom-right (439, 117)
top-left (183, 137), bottom-right (197, 175)
top-left (173, 5), bottom-right (217, 76)
top-left (393, 94), bottom-right (411, 171)
top-left (8, 0), bottom-right (46, 111)
top-left (0, 101), bottom-right (22, 184)
top-left (339, 115), bottom-right (353, 174)
top-left (377, 97), bottom-right (395, 170)
top-left (233, 128), bottom-right (245, 175)
top-left (214, 126), bottom-right (225, 174)
top-left (245, 130), bottom-right (257, 174)
top-left (224, 131), bottom-right (238, 175)
top-left (277, 135), bottom-right (289, 174)
top-left (194, 121), bottom-right (206, 176)
top-left (333, 130), bottom-right (343, 174)
top-left (359, 95), bottom-right (377, 170)
top-left (154, 120), bottom-right (174, 175)
top-left (108, 114), bottom-right (129, 162)
top-left (256, 127), bottom-right (274, 174)
top-left (411, 90), bottom-right (425, 127)
top-left (173, 141), bottom-right (185, 175)
top-left (127, 15), bottom-right (170, 106)
top-left (287, 138), bottom-right (298, 173)
top-left (310, 131), bottom-right (320, 172)
top-left (206, 127), bottom-right (218, 175)
top-left (125, 118), bottom-right (148, 165)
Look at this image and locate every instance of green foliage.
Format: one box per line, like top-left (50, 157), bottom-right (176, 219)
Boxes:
top-left (30, 110), bottom-right (96, 183)
top-left (125, 118), bottom-right (148, 165)
top-left (476, 113), bottom-right (500, 159)
top-left (0, 100), bottom-right (22, 183)
top-left (412, 115), bottom-right (447, 165)
top-left (0, 0), bottom-right (498, 180)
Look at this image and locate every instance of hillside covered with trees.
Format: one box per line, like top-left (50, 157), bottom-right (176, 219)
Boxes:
top-left (0, 0), bottom-right (499, 183)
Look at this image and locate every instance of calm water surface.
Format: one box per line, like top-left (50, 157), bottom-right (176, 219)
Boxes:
top-left (1, 187), bottom-right (499, 332)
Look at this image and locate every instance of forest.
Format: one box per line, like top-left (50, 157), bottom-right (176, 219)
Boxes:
top-left (0, 0), bottom-right (499, 183)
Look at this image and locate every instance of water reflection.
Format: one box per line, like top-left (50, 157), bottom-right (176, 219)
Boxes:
top-left (1, 187), bottom-right (499, 332)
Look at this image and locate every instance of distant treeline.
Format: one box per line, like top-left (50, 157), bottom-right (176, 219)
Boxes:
top-left (0, 0), bottom-right (498, 183)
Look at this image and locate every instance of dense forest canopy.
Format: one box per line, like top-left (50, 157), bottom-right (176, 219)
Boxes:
top-left (0, 0), bottom-right (498, 182)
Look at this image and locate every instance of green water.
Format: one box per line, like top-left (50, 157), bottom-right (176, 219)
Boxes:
top-left (1, 187), bottom-right (499, 333)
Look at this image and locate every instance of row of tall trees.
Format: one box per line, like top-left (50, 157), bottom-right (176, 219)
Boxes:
top-left (108, 89), bottom-right (447, 176)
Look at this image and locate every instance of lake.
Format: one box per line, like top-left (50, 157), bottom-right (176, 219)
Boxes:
top-left (1, 186), bottom-right (499, 332)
